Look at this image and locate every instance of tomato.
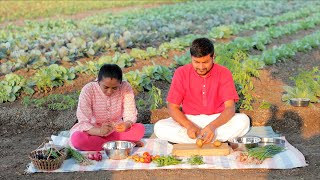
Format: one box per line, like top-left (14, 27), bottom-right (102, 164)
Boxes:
top-left (144, 156), bottom-right (151, 163)
top-left (143, 152), bottom-right (150, 157)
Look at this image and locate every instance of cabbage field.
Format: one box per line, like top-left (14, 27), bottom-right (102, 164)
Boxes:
top-left (0, 1), bottom-right (319, 179)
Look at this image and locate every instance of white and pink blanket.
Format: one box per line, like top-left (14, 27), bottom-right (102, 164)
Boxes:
top-left (26, 135), bottom-right (307, 173)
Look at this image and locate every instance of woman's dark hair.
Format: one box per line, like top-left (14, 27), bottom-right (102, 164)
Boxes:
top-left (190, 38), bottom-right (214, 58)
top-left (97, 64), bottom-right (122, 82)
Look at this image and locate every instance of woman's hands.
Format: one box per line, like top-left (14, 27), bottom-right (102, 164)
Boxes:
top-left (87, 121), bottom-right (133, 136)
top-left (99, 123), bottom-right (114, 136)
top-left (86, 123), bottom-right (114, 136)
top-left (115, 121), bottom-right (132, 132)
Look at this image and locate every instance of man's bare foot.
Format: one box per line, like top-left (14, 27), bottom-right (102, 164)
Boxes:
top-left (134, 141), bottom-right (144, 147)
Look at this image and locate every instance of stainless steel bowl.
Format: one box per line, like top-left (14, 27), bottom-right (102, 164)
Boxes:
top-left (259, 137), bottom-right (285, 147)
top-left (228, 137), bottom-right (261, 151)
top-left (102, 141), bottom-right (136, 160)
top-left (289, 98), bottom-right (310, 107)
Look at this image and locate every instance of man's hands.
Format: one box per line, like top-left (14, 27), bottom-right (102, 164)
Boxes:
top-left (187, 123), bottom-right (215, 144)
top-left (200, 124), bottom-right (215, 143)
top-left (186, 124), bottom-right (201, 139)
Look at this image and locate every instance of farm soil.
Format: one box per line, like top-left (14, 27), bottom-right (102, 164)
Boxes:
top-left (1, 47), bottom-right (319, 179)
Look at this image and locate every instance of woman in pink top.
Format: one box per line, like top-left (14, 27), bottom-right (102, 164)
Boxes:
top-left (70, 64), bottom-right (145, 151)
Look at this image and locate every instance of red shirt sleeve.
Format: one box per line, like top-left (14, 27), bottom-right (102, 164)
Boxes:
top-left (167, 67), bottom-right (185, 105)
top-left (219, 68), bottom-right (239, 102)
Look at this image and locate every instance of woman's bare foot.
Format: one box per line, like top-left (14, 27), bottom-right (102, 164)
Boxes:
top-left (134, 141), bottom-right (144, 147)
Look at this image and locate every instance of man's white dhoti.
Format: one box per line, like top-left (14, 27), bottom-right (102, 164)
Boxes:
top-left (154, 113), bottom-right (250, 143)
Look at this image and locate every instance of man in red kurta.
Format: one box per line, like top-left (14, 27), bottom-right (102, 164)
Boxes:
top-left (154, 38), bottom-right (250, 143)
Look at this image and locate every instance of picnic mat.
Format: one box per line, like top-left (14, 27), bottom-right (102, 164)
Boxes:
top-left (26, 135), bottom-right (308, 173)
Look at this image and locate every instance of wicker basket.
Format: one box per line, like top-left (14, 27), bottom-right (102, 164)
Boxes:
top-left (29, 141), bottom-right (67, 171)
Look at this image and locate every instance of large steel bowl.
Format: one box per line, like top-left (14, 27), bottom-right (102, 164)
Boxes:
top-left (102, 141), bottom-right (136, 160)
top-left (289, 98), bottom-right (310, 107)
top-left (228, 137), bottom-right (261, 151)
top-left (259, 137), bottom-right (285, 147)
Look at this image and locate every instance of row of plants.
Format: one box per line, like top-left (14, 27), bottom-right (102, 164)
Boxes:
top-left (0, 64), bottom-right (75, 103)
top-left (256, 30), bottom-right (320, 66)
top-left (29, 5), bottom-right (320, 78)
top-left (22, 92), bottom-right (80, 110)
top-left (4, 26), bottom-right (319, 109)
top-left (2, 2), bottom-right (320, 109)
top-left (0, 1), bottom-right (166, 23)
top-left (18, 64), bottom-right (172, 111)
top-left (0, 61), bottom-right (171, 103)
top-left (87, 3), bottom-right (320, 67)
top-left (0, 1), bottom-right (312, 74)
top-left (1, 0), bottom-right (297, 41)
top-left (1, 10), bottom-right (318, 108)
top-left (222, 12), bottom-right (320, 54)
top-left (124, 65), bottom-right (172, 92)
top-left (209, 5), bottom-right (320, 39)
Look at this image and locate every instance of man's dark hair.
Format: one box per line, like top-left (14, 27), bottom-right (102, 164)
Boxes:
top-left (190, 38), bottom-right (214, 58)
top-left (98, 64), bottom-right (122, 82)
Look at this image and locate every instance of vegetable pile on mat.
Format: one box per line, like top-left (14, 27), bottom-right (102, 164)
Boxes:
top-left (237, 145), bottom-right (285, 164)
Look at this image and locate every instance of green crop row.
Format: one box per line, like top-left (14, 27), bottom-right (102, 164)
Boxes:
top-left (0, 1), bottom-right (174, 23)
top-left (0, 1), bottom-right (312, 75)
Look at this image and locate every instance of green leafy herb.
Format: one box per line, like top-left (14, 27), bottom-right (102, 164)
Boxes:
top-left (187, 155), bottom-right (205, 165)
top-left (247, 145), bottom-right (285, 161)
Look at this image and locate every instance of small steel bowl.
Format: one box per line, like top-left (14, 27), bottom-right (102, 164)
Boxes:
top-left (228, 137), bottom-right (261, 151)
top-left (102, 141), bottom-right (136, 160)
top-left (289, 98), bottom-right (310, 107)
top-left (259, 137), bottom-right (285, 147)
